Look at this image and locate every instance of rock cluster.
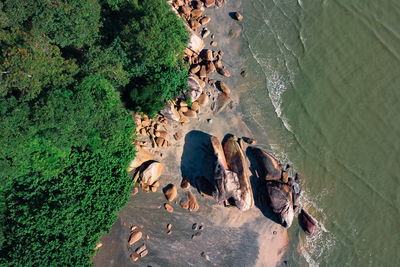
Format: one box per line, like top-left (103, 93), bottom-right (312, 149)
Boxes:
top-left (127, 226), bottom-right (149, 262)
top-left (132, 160), bottom-right (164, 192)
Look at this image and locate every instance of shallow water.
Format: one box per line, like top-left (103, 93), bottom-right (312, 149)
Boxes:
top-left (240, 0), bottom-right (400, 265)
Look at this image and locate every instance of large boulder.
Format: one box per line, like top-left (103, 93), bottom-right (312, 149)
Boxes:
top-left (184, 75), bottom-right (204, 102)
top-left (188, 32), bottom-right (205, 54)
top-left (299, 209), bottom-right (318, 234)
top-left (223, 136), bottom-right (254, 210)
top-left (160, 101), bottom-right (181, 121)
top-left (163, 184), bottom-right (178, 202)
top-left (180, 191), bottom-right (199, 211)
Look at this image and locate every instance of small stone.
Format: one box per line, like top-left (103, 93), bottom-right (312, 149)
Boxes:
top-left (139, 249), bottom-right (148, 258)
top-left (192, 223), bottom-right (198, 230)
top-left (167, 230), bottom-right (172, 235)
top-left (183, 110), bottom-right (197, 118)
top-left (179, 106), bottom-right (189, 113)
top-left (191, 101), bottom-right (200, 112)
top-left (128, 231), bottom-right (142, 246)
top-left (130, 225), bottom-right (138, 232)
top-left (199, 225), bottom-right (203, 230)
top-left (135, 244), bottom-right (147, 254)
top-left (163, 184), bottom-right (177, 202)
top-left (197, 93), bottom-right (209, 106)
top-left (217, 81), bottom-right (231, 95)
top-left (181, 179), bottom-right (190, 189)
top-left (201, 29), bottom-right (210, 38)
top-left (167, 223), bottom-right (172, 230)
top-left (234, 12), bottom-right (244, 21)
top-left (218, 67), bottom-right (231, 77)
top-left (150, 186), bottom-right (157, 192)
top-left (130, 254), bottom-right (139, 262)
top-left (180, 191), bottom-right (199, 211)
top-left (211, 34), bottom-right (215, 39)
top-left (207, 118), bottom-right (212, 123)
top-left (200, 16), bottom-right (211, 25)
top-left (273, 231), bottom-right (277, 235)
top-left (204, 0), bottom-right (215, 7)
top-left (152, 181), bottom-right (160, 188)
top-left (240, 69), bottom-right (247, 78)
top-left (191, 9), bottom-right (203, 18)
top-left (94, 243), bottom-right (103, 250)
top-left (164, 203), bottom-right (174, 213)
top-left (132, 187), bottom-right (139, 196)
top-left (200, 252), bottom-right (210, 260)
top-left (210, 41), bottom-right (217, 47)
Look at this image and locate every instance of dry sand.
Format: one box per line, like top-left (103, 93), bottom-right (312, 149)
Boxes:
top-left (94, 1), bottom-right (289, 266)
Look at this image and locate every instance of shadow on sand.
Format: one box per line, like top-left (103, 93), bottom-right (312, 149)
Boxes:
top-left (180, 130), bottom-right (281, 224)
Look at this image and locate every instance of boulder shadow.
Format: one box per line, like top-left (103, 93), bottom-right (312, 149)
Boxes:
top-left (180, 130), bottom-right (216, 197)
top-left (246, 146), bottom-right (281, 225)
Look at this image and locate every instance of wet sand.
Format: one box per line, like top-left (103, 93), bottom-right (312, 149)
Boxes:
top-left (94, 1), bottom-right (289, 266)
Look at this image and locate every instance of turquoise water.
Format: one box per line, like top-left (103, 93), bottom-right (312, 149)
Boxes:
top-left (240, 0), bottom-right (400, 265)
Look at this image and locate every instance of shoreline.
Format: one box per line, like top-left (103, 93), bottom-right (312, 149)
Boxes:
top-left (94, 1), bottom-right (289, 266)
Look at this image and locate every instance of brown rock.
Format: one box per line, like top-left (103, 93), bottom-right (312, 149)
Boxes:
top-left (180, 5), bottom-right (191, 16)
top-left (201, 29), bottom-right (210, 38)
top-left (180, 191), bottom-right (199, 211)
top-left (135, 244), bottom-right (147, 255)
top-left (155, 137), bottom-right (165, 147)
top-left (183, 110), bottom-right (197, 118)
top-left (163, 184), bottom-right (178, 202)
top-left (199, 65), bottom-right (207, 78)
top-left (216, 0), bottom-right (223, 7)
top-left (191, 101), bottom-right (200, 112)
top-left (167, 230), bottom-right (172, 235)
top-left (128, 231), bottom-right (142, 246)
top-left (193, 0), bottom-right (204, 9)
top-left (130, 254), bottom-right (139, 262)
top-left (217, 81), bottom-right (231, 95)
top-left (190, 64), bottom-right (201, 74)
top-left (132, 187), bottom-right (139, 196)
top-left (191, 9), bottom-right (203, 18)
top-left (234, 12), bottom-right (244, 21)
top-left (164, 203), bottom-right (174, 212)
top-left (152, 181), bottom-right (160, 188)
top-left (140, 161), bottom-right (164, 185)
top-left (204, 0), bottom-right (215, 7)
top-left (214, 93), bottom-right (232, 113)
top-left (206, 61), bottom-right (216, 73)
top-left (180, 100), bottom-right (188, 107)
top-left (167, 223), bottom-right (172, 230)
top-left (150, 186), bottom-right (157, 192)
top-left (130, 225), bottom-right (138, 232)
top-left (173, 132), bottom-right (182, 141)
top-left (179, 106), bottom-right (189, 113)
top-left (200, 16), bottom-right (211, 25)
top-left (218, 67), bottom-right (231, 77)
top-left (210, 41), bottom-right (217, 47)
top-left (214, 60), bottom-right (223, 69)
top-left (141, 183), bottom-right (150, 192)
top-left (94, 243), bottom-right (103, 250)
top-left (203, 49), bottom-right (214, 61)
top-left (185, 48), bottom-right (194, 57)
top-left (139, 249), bottom-right (148, 258)
top-left (190, 20), bottom-right (201, 30)
top-left (181, 179), bottom-right (190, 189)
top-left (208, 79), bottom-right (217, 85)
top-left (157, 130), bottom-right (167, 138)
top-left (197, 93), bottom-right (209, 106)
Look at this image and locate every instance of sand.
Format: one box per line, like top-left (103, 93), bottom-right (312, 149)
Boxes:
top-left (94, 1), bottom-right (289, 266)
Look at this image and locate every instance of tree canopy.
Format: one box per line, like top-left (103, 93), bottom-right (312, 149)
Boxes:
top-left (0, 0), bottom-right (188, 265)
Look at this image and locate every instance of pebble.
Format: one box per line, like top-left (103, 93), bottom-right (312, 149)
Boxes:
top-left (192, 223), bottom-right (198, 230)
top-left (164, 203), bottom-right (174, 213)
top-left (167, 223), bottom-right (172, 230)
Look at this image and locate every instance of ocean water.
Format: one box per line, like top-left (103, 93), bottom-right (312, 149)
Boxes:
top-left (239, 0), bottom-right (400, 266)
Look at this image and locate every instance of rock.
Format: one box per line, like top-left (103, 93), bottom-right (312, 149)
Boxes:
top-left (156, 130), bottom-right (167, 138)
top-left (197, 93), bottom-right (209, 106)
top-left (240, 69), bottom-right (247, 78)
top-left (193, 0), bottom-right (204, 9)
top-left (183, 110), bottom-right (197, 118)
top-left (216, 0), bottom-right (224, 7)
top-left (210, 41), bottom-right (217, 47)
top-left (299, 209), bottom-right (318, 234)
top-left (199, 65), bottom-right (207, 78)
top-left (214, 60), bottom-right (222, 70)
top-left (179, 5), bottom-right (191, 16)
top-left (179, 106), bottom-right (189, 113)
top-left (185, 48), bottom-right (194, 57)
top-left (180, 100), bottom-right (188, 107)
top-left (199, 225), bottom-right (203, 230)
top-left (160, 101), bottom-right (181, 121)
top-left (190, 19), bottom-right (201, 30)
top-left (191, 9), bottom-right (203, 18)
top-left (188, 32), bottom-right (205, 54)
top-left (167, 230), bottom-right (172, 235)
top-left (130, 225), bottom-right (138, 232)
top-left (234, 12), bottom-right (244, 21)
top-left (191, 101), bottom-right (200, 112)
top-left (94, 243), bottom-right (103, 250)
top-left (203, 49), bottom-right (214, 61)
top-left (150, 186), bottom-right (157, 192)
top-left (201, 28), bottom-right (210, 38)
top-left (181, 178), bottom-right (190, 189)
top-left (163, 184), bottom-right (178, 202)
top-left (152, 181), bottom-right (160, 188)
top-left (128, 231), bottom-right (142, 246)
top-left (167, 223), bottom-right (172, 230)
top-left (155, 137), bottom-right (165, 148)
top-left (190, 64), bottom-right (201, 74)
top-left (164, 203), bottom-right (174, 213)
top-left (180, 191), bottom-right (199, 211)
top-left (173, 132), bottom-right (182, 141)
top-left (140, 161), bottom-right (165, 185)
top-left (207, 118), bottom-right (212, 123)
top-left (206, 61), bottom-right (216, 73)
top-left (201, 252), bottom-right (210, 260)
top-left (214, 93), bottom-right (232, 113)
top-left (132, 187), bottom-right (139, 196)
top-left (135, 244), bottom-right (147, 254)
top-left (217, 81), bottom-right (231, 95)
top-left (192, 223), bottom-right (198, 230)
top-left (130, 254), bottom-right (139, 262)
top-left (208, 79), bottom-right (217, 85)
top-left (200, 16), bottom-right (211, 25)
top-left (139, 249), bottom-right (148, 258)
top-left (217, 67), bottom-right (231, 77)
top-left (204, 0), bottom-right (215, 7)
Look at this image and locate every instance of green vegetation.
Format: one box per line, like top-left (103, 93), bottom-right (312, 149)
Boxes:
top-left (0, 0), bottom-right (188, 265)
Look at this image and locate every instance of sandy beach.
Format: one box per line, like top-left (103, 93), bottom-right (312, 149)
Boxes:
top-left (94, 1), bottom-right (289, 266)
